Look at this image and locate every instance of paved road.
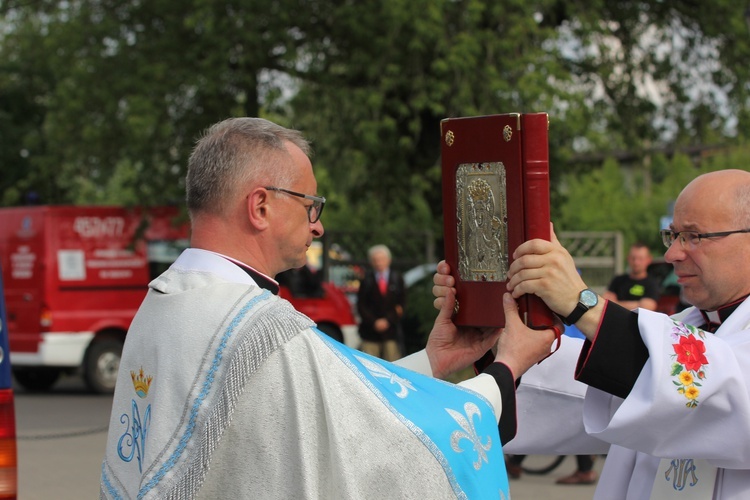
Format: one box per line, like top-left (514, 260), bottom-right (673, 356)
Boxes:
top-left (15, 375), bottom-right (111, 499)
top-left (15, 374), bottom-right (604, 499)
top-left (503, 455), bottom-right (603, 499)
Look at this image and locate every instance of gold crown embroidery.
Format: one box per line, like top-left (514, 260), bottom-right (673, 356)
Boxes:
top-left (130, 367), bottom-right (153, 398)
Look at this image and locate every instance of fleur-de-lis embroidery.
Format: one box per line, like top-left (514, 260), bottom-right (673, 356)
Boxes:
top-left (356, 355), bottom-right (415, 398)
top-left (446, 402), bottom-right (492, 470)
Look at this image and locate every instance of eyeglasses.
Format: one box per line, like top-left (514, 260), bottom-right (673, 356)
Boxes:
top-left (660, 228), bottom-right (750, 249)
top-left (265, 186), bottom-right (326, 223)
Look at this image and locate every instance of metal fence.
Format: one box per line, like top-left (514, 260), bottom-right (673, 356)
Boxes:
top-left (558, 231), bottom-right (625, 294)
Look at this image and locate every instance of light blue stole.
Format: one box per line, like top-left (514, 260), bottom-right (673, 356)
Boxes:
top-left (318, 329), bottom-right (510, 499)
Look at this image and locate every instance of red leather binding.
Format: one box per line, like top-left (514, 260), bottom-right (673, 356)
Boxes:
top-left (441, 113), bottom-right (554, 329)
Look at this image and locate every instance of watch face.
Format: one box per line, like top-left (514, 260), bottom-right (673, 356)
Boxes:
top-left (580, 289), bottom-right (598, 307)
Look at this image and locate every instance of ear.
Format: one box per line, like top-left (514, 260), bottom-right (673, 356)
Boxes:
top-left (246, 187), bottom-right (271, 230)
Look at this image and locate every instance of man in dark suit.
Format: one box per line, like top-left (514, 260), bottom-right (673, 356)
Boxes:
top-left (356, 244), bottom-right (406, 361)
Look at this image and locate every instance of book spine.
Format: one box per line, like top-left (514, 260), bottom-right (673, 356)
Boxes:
top-left (521, 113), bottom-right (555, 329)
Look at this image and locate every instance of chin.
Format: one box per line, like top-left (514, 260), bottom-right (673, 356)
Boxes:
top-left (684, 295), bottom-right (710, 311)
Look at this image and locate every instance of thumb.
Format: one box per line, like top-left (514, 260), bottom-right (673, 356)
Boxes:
top-left (437, 289), bottom-right (457, 322)
top-left (549, 222), bottom-right (559, 244)
top-left (503, 293), bottom-right (521, 326)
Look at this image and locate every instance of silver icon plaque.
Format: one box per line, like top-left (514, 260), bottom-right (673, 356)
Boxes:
top-left (455, 162), bottom-right (508, 282)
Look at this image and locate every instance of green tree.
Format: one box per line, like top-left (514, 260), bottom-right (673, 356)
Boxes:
top-left (293, 0), bottom-right (574, 245)
top-left (559, 159), bottom-right (635, 236)
top-left (0, 0), bottom-right (334, 206)
top-left (3, 0), bottom-right (750, 261)
top-left (551, 0), bottom-right (749, 150)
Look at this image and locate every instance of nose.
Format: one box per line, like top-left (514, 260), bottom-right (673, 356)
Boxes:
top-left (311, 219), bottom-right (324, 238)
top-left (664, 239), bottom-right (684, 264)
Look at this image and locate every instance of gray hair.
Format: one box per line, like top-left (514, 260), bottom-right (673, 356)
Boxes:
top-left (368, 244), bottom-right (392, 261)
top-left (186, 117), bottom-right (311, 217)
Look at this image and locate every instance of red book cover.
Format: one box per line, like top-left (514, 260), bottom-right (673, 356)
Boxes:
top-left (440, 113), bottom-right (554, 329)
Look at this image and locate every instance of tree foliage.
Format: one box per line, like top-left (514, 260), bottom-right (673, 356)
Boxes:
top-left (557, 152), bottom-right (750, 257)
top-left (292, 0), bottom-right (570, 241)
top-left (2, 0), bottom-right (750, 258)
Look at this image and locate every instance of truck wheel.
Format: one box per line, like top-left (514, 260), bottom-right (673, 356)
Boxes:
top-left (13, 368), bottom-right (61, 392)
top-left (84, 338), bottom-right (123, 394)
top-left (316, 323), bottom-right (344, 343)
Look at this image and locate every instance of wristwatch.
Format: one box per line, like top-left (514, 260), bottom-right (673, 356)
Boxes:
top-left (562, 288), bottom-right (598, 326)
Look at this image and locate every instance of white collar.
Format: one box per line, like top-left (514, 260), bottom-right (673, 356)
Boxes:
top-left (170, 248), bottom-right (277, 287)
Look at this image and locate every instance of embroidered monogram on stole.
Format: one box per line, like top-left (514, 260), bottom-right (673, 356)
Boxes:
top-left (117, 367), bottom-right (153, 473)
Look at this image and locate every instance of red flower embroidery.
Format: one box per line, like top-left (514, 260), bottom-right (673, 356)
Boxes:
top-left (673, 335), bottom-right (708, 372)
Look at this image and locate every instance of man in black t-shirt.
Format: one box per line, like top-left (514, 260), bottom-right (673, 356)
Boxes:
top-left (603, 242), bottom-right (660, 311)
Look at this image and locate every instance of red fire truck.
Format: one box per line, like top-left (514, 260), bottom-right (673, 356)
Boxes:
top-left (0, 205), bottom-right (358, 394)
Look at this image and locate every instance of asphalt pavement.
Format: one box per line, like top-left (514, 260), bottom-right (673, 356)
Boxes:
top-left (505, 454), bottom-right (603, 499)
top-left (15, 375), bottom-right (111, 499)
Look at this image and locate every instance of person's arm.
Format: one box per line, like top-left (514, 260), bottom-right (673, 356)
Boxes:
top-left (462, 363), bottom-right (518, 444)
top-left (424, 276), bottom-right (557, 380)
top-left (574, 302), bottom-right (649, 398)
top-left (430, 251), bottom-right (646, 398)
top-left (393, 285), bottom-right (500, 379)
top-left (582, 307), bottom-right (750, 469)
top-left (604, 275), bottom-right (659, 311)
top-left (602, 277), bottom-right (620, 305)
top-left (385, 272), bottom-right (405, 323)
top-left (395, 351), bottom-right (518, 443)
top-left (398, 284), bottom-right (556, 438)
top-left (608, 296), bottom-right (651, 311)
top-left (635, 297), bottom-right (658, 311)
top-left (500, 226), bottom-right (660, 399)
top-left (505, 227), bottom-right (606, 342)
top-left (503, 336), bottom-right (612, 456)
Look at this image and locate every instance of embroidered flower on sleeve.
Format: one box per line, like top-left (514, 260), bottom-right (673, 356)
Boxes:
top-left (669, 321), bottom-right (708, 408)
top-left (674, 334), bottom-right (709, 371)
top-left (678, 371), bottom-right (693, 385)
